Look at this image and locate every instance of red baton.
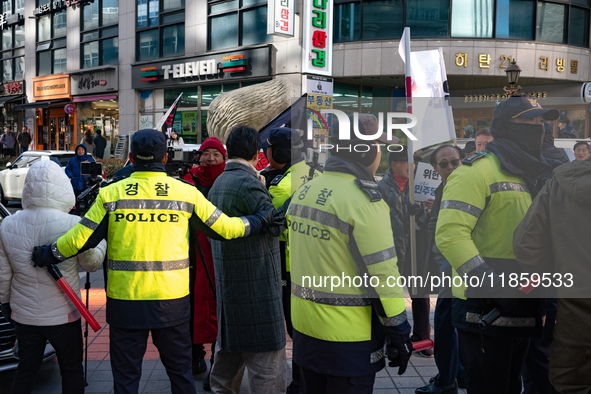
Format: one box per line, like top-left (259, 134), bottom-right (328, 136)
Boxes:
top-left (47, 264), bottom-right (101, 332)
top-left (412, 339), bottom-right (434, 352)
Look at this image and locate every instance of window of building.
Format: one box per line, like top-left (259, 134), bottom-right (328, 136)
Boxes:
top-left (1, 0), bottom-right (25, 82)
top-left (451, 0), bottom-right (493, 38)
top-left (568, 6), bottom-right (589, 47)
top-left (137, 0), bottom-right (184, 61)
top-left (208, 0), bottom-right (272, 50)
top-left (36, 4), bottom-right (67, 77)
top-left (406, 0), bottom-right (449, 37)
top-left (334, 2), bottom-right (361, 42)
top-left (81, 0), bottom-right (119, 68)
top-left (536, 2), bottom-right (565, 43)
top-left (496, 0), bottom-right (534, 39)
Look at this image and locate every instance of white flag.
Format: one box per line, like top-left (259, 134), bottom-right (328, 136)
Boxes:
top-left (400, 49), bottom-right (456, 150)
top-left (398, 28), bottom-right (408, 64)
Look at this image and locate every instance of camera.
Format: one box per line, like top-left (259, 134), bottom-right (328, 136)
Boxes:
top-left (165, 146), bottom-right (202, 178)
top-left (76, 162), bottom-right (105, 215)
top-left (80, 162), bottom-right (103, 177)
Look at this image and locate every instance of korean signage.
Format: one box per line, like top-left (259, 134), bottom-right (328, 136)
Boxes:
top-left (414, 162), bottom-right (441, 202)
top-left (131, 46), bottom-right (272, 90)
top-left (302, 0), bottom-right (334, 77)
top-left (70, 68), bottom-right (118, 95)
top-left (0, 13), bottom-right (23, 30)
top-left (33, 0), bottom-right (93, 16)
top-left (306, 76), bottom-right (333, 147)
top-left (3, 81), bottom-right (23, 95)
top-left (32, 74), bottom-right (71, 101)
top-left (267, 0), bottom-right (294, 37)
top-left (454, 53), bottom-right (580, 75)
top-left (181, 111), bottom-right (197, 136)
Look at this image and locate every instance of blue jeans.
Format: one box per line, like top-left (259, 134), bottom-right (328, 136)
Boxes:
top-left (20, 147), bottom-right (28, 154)
top-left (433, 257), bottom-right (465, 385)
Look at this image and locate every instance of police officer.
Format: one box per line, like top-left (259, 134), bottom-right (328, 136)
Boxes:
top-left (263, 127), bottom-right (319, 394)
top-left (435, 96), bottom-right (559, 393)
top-left (290, 114), bottom-right (413, 393)
top-left (32, 129), bottom-right (268, 394)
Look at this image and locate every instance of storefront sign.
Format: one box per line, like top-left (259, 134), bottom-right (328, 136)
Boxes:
top-left (64, 104), bottom-right (75, 114)
top-left (33, 0), bottom-right (93, 16)
top-left (302, 0), bottom-right (333, 77)
top-left (32, 74), bottom-right (71, 101)
top-left (0, 13), bottom-right (23, 30)
top-left (131, 46), bottom-right (272, 90)
top-left (4, 81), bottom-right (23, 94)
top-left (455, 53), bottom-right (580, 75)
top-left (306, 76), bottom-right (333, 146)
top-left (267, 0), bottom-right (294, 37)
top-left (464, 92), bottom-right (547, 102)
top-left (70, 68), bottom-right (118, 95)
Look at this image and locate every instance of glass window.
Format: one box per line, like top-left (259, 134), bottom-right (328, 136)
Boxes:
top-left (362, 0), bottom-right (403, 40)
top-left (14, 25), bottom-right (24, 47)
top-left (162, 24), bottom-right (185, 57)
top-left (568, 6), bottom-right (589, 47)
top-left (101, 26), bottom-right (118, 37)
top-left (242, 7), bottom-right (271, 46)
top-left (210, 0), bottom-right (238, 13)
top-left (451, 0), bottom-right (493, 37)
top-left (334, 2), bottom-right (360, 43)
top-left (210, 13), bottom-right (238, 50)
top-left (14, 56), bottom-right (24, 80)
top-left (571, 0), bottom-right (589, 5)
top-left (53, 10), bottom-right (67, 37)
top-left (334, 81), bottom-right (359, 108)
top-left (83, 32), bottom-right (99, 41)
top-left (163, 0), bottom-right (184, 12)
top-left (3, 59), bottom-right (12, 81)
top-left (83, 2), bottom-right (100, 31)
top-left (101, 37), bottom-right (119, 64)
top-left (15, 0), bottom-right (24, 14)
top-left (223, 83), bottom-right (240, 92)
top-left (2, 0), bottom-right (11, 14)
top-left (139, 29), bottom-right (160, 60)
top-left (83, 41), bottom-right (99, 68)
top-left (536, 2), bottom-right (565, 43)
top-left (243, 0), bottom-right (266, 6)
top-left (138, 0), bottom-right (148, 27)
top-left (149, 0), bottom-right (159, 26)
top-left (2, 28), bottom-right (11, 51)
top-left (103, 0), bottom-right (119, 26)
top-left (53, 48), bottom-right (67, 74)
top-left (201, 85), bottom-right (222, 107)
top-left (406, 0), bottom-right (449, 38)
top-left (165, 87), bottom-right (198, 107)
top-left (496, 0), bottom-right (533, 39)
top-left (37, 51), bottom-right (51, 76)
top-left (162, 12), bottom-right (185, 24)
top-left (38, 15), bottom-right (51, 42)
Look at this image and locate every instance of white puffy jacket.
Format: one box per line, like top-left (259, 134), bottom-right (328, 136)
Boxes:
top-left (0, 160), bottom-right (107, 326)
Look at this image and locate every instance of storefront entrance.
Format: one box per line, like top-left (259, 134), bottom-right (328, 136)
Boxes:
top-left (37, 107), bottom-right (74, 151)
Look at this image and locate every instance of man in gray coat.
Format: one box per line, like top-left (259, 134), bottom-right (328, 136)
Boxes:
top-left (208, 125), bottom-right (286, 394)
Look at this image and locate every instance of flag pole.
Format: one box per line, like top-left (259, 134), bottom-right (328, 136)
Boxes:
top-left (402, 27), bottom-right (418, 297)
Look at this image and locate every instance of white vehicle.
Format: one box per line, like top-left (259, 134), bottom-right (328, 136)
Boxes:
top-left (0, 151), bottom-right (87, 205)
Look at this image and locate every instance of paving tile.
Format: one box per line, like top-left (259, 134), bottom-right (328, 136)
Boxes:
top-left (393, 376), bottom-right (428, 388)
top-left (374, 377), bottom-right (397, 388)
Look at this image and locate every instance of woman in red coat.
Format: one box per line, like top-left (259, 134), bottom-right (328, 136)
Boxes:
top-left (183, 137), bottom-right (226, 391)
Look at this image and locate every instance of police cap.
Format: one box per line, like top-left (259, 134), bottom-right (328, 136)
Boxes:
top-left (131, 129), bottom-right (167, 162)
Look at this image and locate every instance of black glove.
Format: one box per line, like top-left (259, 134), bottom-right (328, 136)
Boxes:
top-left (32, 245), bottom-right (60, 268)
top-left (1, 302), bottom-right (11, 322)
top-left (406, 202), bottom-right (424, 217)
top-left (387, 338), bottom-right (414, 375)
top-left (243, 215), bottom-right (263, 236)
top-left (427, 220), bottom-right (437, 233)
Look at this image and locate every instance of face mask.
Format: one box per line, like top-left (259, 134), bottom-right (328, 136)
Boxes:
top-left (507, 122), bottom-right (545, 158)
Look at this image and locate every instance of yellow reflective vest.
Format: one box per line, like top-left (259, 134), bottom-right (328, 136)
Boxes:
top-left (269, 160), bottom-right (319, 271)
top-left (53, 171), bottom-right (248, 327)
top-left (289, 170), bottom-right (407, 374)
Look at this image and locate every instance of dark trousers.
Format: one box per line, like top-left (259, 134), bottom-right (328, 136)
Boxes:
top-left (300, 367), bottom-right (376, 394)
top-left (411, 296), bottom-right (431, 341)
top-left (283, 274), bottom-right (301, 391)
top-left (20, 146), bottom-right (28, 154)
top-left (3, 148), bottom-right (15, 157)
top-left (10, 319), bottom-right (84, 394)
top-left (522, 299), bottom-right (559, 394)
top-left (433, 256), bottom-right (464, 385)
top-left (458, 329), bottom-right (530, 394)
top-left (110, 321), bottom-right (196, 394)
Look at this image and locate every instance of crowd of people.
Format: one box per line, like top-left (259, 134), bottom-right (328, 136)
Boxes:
top-left (0, 94), bottom-right (590, 394)
top-left (0, 126), bottom-right (32, 157)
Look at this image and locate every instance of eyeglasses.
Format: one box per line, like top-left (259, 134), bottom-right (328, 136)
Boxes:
top-left (436, 159), bottom-right (460, 169)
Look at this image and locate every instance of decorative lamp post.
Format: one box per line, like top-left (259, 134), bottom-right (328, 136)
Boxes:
top-left (503, 59), bottom-right (522, 96)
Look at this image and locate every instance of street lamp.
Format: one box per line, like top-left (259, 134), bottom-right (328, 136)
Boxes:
top-left (503, 59), bottom-right (522, 96)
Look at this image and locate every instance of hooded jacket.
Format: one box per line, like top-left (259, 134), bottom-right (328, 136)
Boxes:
top-left (558, 124), bottom-right (579, 139)
top-left (65, 144), bottom-right (96, 191)
top-left (514, 159), bottom-right (591, 394)
top-left (0, 160), bottom-right (106, 326)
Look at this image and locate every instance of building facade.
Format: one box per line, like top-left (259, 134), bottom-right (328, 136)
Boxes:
top-left (3, 0), bottom-right (591, 154)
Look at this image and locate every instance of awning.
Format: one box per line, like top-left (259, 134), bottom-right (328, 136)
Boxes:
top-left (0, 94), bottom-right (24, 107)
top-left (15, 99), bottom-right (71, 111)
top-left (73, 94), bottom-right (118, 102)
top-left (65, 65), bottom-right (117, 75)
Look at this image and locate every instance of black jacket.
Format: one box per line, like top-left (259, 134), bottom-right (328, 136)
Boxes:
top-left (94, 135), bottom-right (107, 158)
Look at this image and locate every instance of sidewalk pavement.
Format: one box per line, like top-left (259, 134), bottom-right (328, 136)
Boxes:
top-left (0, 271), bottom-right (467, 394)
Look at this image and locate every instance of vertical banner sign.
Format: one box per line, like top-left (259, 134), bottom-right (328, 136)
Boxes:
top-left (302, 0), bottom-right (334, 76)
top-left (306, 76), bottom-right (333, 148)
top-left (154, 93), bottom-right (183, 140)
top-left (267, 0), bottom-right (294, 37)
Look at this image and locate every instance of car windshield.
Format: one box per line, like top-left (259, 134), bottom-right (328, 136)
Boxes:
top-left (50, 154), bottom-right (76, 167)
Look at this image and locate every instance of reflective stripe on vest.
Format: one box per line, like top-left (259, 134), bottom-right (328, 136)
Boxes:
top-left (108, 259), bottom-right (190, 271)
top-left (291, 282), bottom-right (371, 307)
top-left (104, 199), bottom-right (195, 213)
top-left (466, 312), bottom-right (535, 328)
